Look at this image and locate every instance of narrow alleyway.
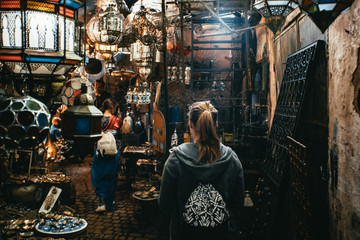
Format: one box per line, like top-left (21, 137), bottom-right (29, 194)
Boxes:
top-left (62, 156), bottom-right (169, 240)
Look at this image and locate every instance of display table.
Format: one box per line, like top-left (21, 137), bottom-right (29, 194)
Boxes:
top-left (4, 173), bottom-right (75, 207)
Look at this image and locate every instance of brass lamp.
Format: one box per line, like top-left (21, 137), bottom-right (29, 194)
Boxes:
top-left (86, 2), bottom-right (125, 61)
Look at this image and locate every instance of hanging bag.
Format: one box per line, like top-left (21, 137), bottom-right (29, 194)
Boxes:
top-left (96, 132), bottom-right (118, 157)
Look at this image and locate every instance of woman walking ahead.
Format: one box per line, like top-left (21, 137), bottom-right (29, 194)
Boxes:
top-left (91, 98), bottom-right (122, 212)
top-left (159, 101), bottom-right (245, 240)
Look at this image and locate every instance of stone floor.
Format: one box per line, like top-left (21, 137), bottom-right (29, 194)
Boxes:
top-left (1, 148), bottom-right (258, 239)
top-left (62, 155), bottom-right (170, 240)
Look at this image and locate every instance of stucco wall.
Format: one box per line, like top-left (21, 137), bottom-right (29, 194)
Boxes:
top-left (256, 0), bottom-right (360, 238)
top-left (328, 0), bottom-right (360, 239)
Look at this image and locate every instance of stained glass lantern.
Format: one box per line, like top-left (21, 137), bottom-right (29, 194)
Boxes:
top-left (0, 95), bottom-right (51, 149)
top-left (296, 0), bottom-right (355, 33)
top-left (62, 83), bottom-right (103, 141)
top-left (60, 77), bottom-right (95, 106)
top-left (0, 0), bottom-right (83, 78)
top-left (86, 2), bottom-right (125, 60)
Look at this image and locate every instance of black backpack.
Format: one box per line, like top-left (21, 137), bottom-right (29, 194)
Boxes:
top-left (181, 182), bottom-right (229, 239)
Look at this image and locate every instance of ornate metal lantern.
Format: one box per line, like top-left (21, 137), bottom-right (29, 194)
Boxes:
top-left (62, 83), bottom-right (103, 141)
top-left (86, 1), bottom-right (125, 60)
top-left (0, 0), bottom-right (83, 101)
top-left (0, 95), bottom-right (51, 149)
top-left (253, 0), bottom-right (299, 32)
top-left (130, 39), bottom-right (161, 80)
top-left (0, 0), bottom-right (83, 75)
top-left (253, 0), bottom-right (299, 18)
top-left (126, 6), bottom-right (167, 49)
top-left (296, 0), bottom-right (355, 33)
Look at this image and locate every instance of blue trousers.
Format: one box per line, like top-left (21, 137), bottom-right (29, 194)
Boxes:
top-left (91, 149), bottom-right (119, 209)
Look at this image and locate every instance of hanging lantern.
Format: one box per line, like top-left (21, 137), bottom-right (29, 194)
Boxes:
top-left (0, 0), bottom-right (83, 76)
top-left (60, 77), bottom-right (95, 106)
top-left (296, 0), bottom-right (355, 33)
top-left (130, 40), bottom-right (155, 63)
top-left (130, 39), bottom-right (161, 80)
top-left (106, 57), bottom-right (116, 73)
top-left (126, 6), bottom-right (168, 48)
top-left (0, 95), bottom-right (51, 149)
top-left (87, 2), bottom-right (124, 60)
top-left (253, 0), bottom-right (299, 18)
top-left (253, 0), bottom-right (299, 32)
top-left (62, 83), bottom-right (103, 141)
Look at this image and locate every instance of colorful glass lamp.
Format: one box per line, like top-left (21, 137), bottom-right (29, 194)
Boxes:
top-left (0, 0), bottom-right (83, 77)
top-left (60, 77), bottom-right (95, 106)
top-left (296, 0), bottom-right (355, 33)
top-left (0, 95), bottom-right (51, 149)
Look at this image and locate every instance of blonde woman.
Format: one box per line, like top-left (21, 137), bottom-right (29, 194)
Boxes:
top-left (159, 101), bottom-right (244, 240)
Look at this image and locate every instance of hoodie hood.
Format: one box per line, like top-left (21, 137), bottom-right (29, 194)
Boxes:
top-left (170, 143), bottom-right (235, 183)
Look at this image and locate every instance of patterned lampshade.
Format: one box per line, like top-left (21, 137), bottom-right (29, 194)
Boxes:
top-left (253, 0), bottom-right (299, 18)
top-left (0, 0), bottom-right (83, 76)
top-left (60, 78), bottom-right (95, 106)
top-left (126, 6), bottom-right (167, 49)
top-left (0, 95), bottom-right (51, 148)
top-left (86, 2), bottom-right (124, 60)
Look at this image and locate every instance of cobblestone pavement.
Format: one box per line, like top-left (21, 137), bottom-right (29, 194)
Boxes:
top-left (63, 155), bottom-right (170, 240)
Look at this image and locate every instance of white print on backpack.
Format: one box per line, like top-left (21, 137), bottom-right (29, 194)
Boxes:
top-left (96, 132), bottom-right (117, 156)
top-left (183, 183), bottom-right (229, 227)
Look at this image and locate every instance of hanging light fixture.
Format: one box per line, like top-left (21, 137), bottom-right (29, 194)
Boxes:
top-left (253, 0), bottom-right (299, 18)
top-left (296, 0), bottom-right (355, 33)
top-left (0, 0), bottom-right (83, 99)
top-left (0, 95), bottom-right (51, 149)
top-left (86, 1), bottom-right (125, 61)
top-left (60, 77), bottom-right (95, 106)
top-left (126, 6), bottom-right (167, 49)
top-left (0, 0), bottom-right (83, 75)
top-left (130, 39), bottom-right (162, 80)
top-left (62, 83), bottom-right (103, 141)
top-left (253, 0), bottom-right (299, 32)
top-left (125, 6), bottom-right (166, 80)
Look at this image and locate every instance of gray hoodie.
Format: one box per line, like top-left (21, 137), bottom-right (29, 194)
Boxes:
top-left (159, 142), bottom-right (245, 240)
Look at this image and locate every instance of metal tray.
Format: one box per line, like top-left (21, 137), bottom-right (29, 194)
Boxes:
top-left (35, 217), bottom-right (87, 235)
